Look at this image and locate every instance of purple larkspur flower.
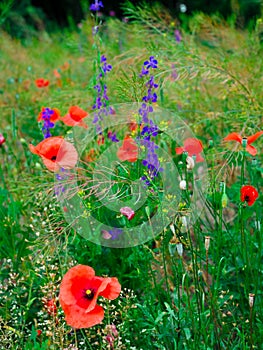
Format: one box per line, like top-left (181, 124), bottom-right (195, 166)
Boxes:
top-left (144, 56), bottom-right (158, 70)
top-left (41, 108), bottom-right (55, 139)
top-left (138, 56), bottom-right (162, 185)
top-left (90, 0), bottom-right (103, 11)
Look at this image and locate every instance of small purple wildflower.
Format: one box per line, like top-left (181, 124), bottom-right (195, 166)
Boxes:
top-left (90, 0), bottom-right (103, 12)
top-left (144, 56), bottom-right (158, 70)
top-left (55, 168), bottom-right (70, 196)
top-left (171, 64), bottom-right (178, 80)
top-left (40, 108), bottom-right (55, 139)
top-left (109, 228), bottom-right (123, 240)
top-left (108, 131), bottom-right (119, 142)
top-left (174, 29), bottom-right (182, 43)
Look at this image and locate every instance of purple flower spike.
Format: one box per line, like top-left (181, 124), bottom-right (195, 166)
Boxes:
top-left (90, 0), bottom-right (103, 11)
top-left (174, 29), bottom-right (182, 43)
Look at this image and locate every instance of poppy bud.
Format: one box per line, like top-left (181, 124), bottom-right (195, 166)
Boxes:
top-left (252, 158), bottom-right (257, 167)
top-left (176, 243), bottom-right (183, 256)
top-left (208, 139), bottom-right (214, 148)
top-left (168, 242), bottom-right (177, 256)
top-left (186, 156), bottom-right (195, 170)
top-left (170, 223), bottom-right (176, 234)
top-left (205, 236), bottom-right (210, 251)
top-left (179, 180), bottom-right (187, 190)
top-left (249, 293), bottom-right (255, 308)
top-left (221, 193), bottom-right (228, 208)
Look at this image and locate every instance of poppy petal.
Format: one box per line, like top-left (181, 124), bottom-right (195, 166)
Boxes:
top-left (42, 157), bottom-right (60, 172)
top-left (56, 140), bottom-right (78, 169)
top-left (175, 147), bottom-right (184, 155)
top-left (223, 133), bottom-right (242, 144)
top-left (69, 106), bottom-right (88, 121)
top-left (60, 114), bottom-right (88, 128)
top-left (246, 144), bottom-right (257, 156)
top-left (98, 277), bottom-right (121, 300)
top-left (247, 131), bottom-right (263, 145)
top-left (61, 300), bottom-right (104, 329)
top-left (183, 138), bottom-right (203, 155)
top-left (195, 153), bottom-right (204, 162)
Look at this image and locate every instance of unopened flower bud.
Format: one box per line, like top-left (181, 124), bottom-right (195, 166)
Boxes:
top-left (205, 236), bottom-right (210, 251)
top-left (186, 156), bottom-right (195, 170)
top-left (219, 181), bottom-right (226, 194)
top-left (208, 139), bottom-right (214, 148)
top-left (181, 216), bottom-right (187, 228)
top-left (176, 243), bottom-right (183, 257)
top-left (221, 193), bottom-right (228, 208)
top-left (249, 293), bottom-right (255, 308)
top-left (170, 223), bottom-right (176, 234)
top-left (179, 180), bottom-right (187, 190)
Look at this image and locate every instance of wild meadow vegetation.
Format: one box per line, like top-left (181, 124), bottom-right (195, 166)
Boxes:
top-left (0, 1), bottom-right (263, 349)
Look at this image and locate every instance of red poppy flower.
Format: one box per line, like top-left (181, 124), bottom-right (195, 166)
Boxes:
top-left (0, 133), bottom-right (5, 146)
top-left (35, 78), bottom-right (49, 88)
top-left (120, 207), bottom-right (135, 220)
top-left (37, 107), bottom-right (60, 123)
top-left (117, 137), bottom-right (138, 162)
top-left (59, 265), bottom-right (121, 329)
top-left (36, 330), bottom-right (42, 336)
top-left (224, 131), bottom-right (263, 156)
top-left (176, 138), bottom-right (204, 162)
top-left (60, 106), bottom-right (88, 128)
top-left (29, 136), bottom-right (78, 172)
top-left (240, 185), bottom-right (258, 206)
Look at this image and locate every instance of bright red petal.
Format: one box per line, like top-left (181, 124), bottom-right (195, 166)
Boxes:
top-left (246, 144), bottom-right (257, 156)
top-left (61, 300), bottom-right (104, 329)
top-left (247, 131), bottom-right (263, 145)
top-left (183, 138), bottom-right (203, 155)
top-left (195, 153), bottom-right (204, 162)
top-left (61, 114), bottom-right (87, 128)
top-left (175, 147), bottom-right (184, 155)
top-left (99, 277), bottom-right (121, 300)
top-left (69, 106), bottom-right (88, 121)
top-left (223, 133), bottom-right (242, 144)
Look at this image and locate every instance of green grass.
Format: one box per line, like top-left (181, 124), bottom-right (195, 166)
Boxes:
top-left (0, 4), bottom-right (263, 349)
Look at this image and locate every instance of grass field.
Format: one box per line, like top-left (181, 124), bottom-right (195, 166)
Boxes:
top-left (0, 3), bottom-right (263, 349)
